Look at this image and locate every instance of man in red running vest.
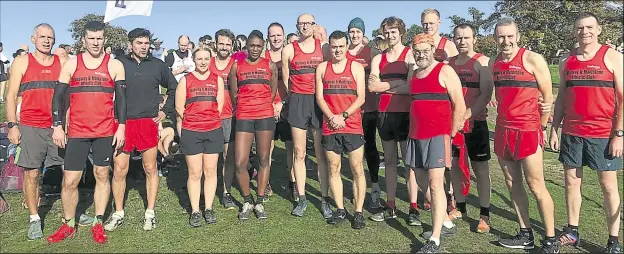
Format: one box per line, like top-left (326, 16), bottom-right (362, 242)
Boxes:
top-left (550, 13), bottom-right (623, 252)
top-left (407, 33), bottom-right (465, 253)
top-left (48, 21), bottom-right (126, 244)
top-left (5, 23), bottom-right (65, 241)
top-left (421, 8), bottom-right (458, 62)
top-left (490, 19), bottom-right (559, 253)
top-left (282, 13), bottom-right (332, 218)
top-left (210, 29), bottom-right (238, 209)
top-left (447, 23), bottom-right (494, 233)
top-left (368, 16), bottom-right (418, 225)
top-left (265, 22), bottom-right (296, 201)
top-left (346, 17), bottom-right (383, 209)
top-left (316, 30), bottom-right (367, 229)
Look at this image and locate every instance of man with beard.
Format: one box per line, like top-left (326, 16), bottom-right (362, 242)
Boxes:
top-left (5, 23), bottom-right (65, 240)
top-left (490, 18), bottom-right (558, 252)
top-left (407, 33), bottom-right (465, 254)
top-left (282, 13), bottom-right (332, 218)
top-left (265, 22), bottom-right (296, 201)
top-left (345, 17), bottom-right (383, 209)
top-left (104, 28), bottom-right (178, 232)
top-left (550, 13), bottom-right (622, 252)
top-left (47, 21), bottom-right (126, 244)
top-left (165, 35), bottom-right (194, 82)
top-left (209, 29), bottom-right (238, 209)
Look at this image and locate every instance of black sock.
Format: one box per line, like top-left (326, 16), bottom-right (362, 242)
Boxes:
top-left (337, 208), bottom-right (346, 215)
top-left (243, 195), bottom-right (253, 204)
top-left (322, 196), bottom-right (332, 203)
top-left (568, 224), bottom-right (578, 230)
top-left (299, 195), bottom-right (307, 201)
top-left (95, 215), bottom-right (104, 224)
top-left (256, 195), bottom-right (264, 204)
top-left (608, 235), bottom-right (618, 244)
top-left (545, 236), bottom-right (556, 242)
top-left (520, 228), bottom-right (533, 237)
top-left (457, 202), bottom-right (467, 214)
top-left (480, 206), bottom-right (490, 217)
top-left (289, 181), bottom-right (295, 188)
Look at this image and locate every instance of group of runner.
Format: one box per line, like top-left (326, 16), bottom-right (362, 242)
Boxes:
top-left (4, 8), bottom-right (622, 254)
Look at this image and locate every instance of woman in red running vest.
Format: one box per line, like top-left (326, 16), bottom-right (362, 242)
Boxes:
top-left (175, 47), bottom-right (225, 226)
top-left (228, 30), bottom-right (278, 220)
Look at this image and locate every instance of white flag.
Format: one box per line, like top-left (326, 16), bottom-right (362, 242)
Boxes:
top-left (103, 0), bottom-right (153, 23)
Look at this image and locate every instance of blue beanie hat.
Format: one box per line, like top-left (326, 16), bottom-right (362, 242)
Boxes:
top-left (348, 17), bottom-right (365, 34)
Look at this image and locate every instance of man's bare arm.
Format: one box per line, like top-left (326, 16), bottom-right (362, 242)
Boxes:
top-left (527, 51), bottom-right (554, 128)
top-left (605, 48), bottom-right (623, 132)
top-left (466, 56), bottom-right (494, 120)
top-left (5, 56), bottom-right (27, 123)
top-left (216, 76), bottom-right (224, 114)
top-left (281, 44), bottom-right (293, 93)
top-left (174, 77), bottom-right (187, 119)
top-left (315, 62), bottom-right (333, 118)
top-left (341, 62), bottom-right (366, 116)
top-left (228, 62), bottom-right (239, 104)
top-left (442, 65), bottom-right (467, 136)
top-left (269, 61), bottom-right (278, 102)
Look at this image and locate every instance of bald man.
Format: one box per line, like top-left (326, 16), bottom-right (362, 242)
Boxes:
top-left (282, 13), bottom-right (332, 218)
top-left (5, 23), bottom-right (66, 240)
top-left (165, 35), bottom-right (194, 82)
top-left (314, 25), bottom-right (328, 44)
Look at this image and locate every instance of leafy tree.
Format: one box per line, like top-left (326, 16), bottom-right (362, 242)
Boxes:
top-left (485, 0), bottom-right (623, 59)
top-left (447, 7), bottom-right (499, 57)
top-left (402, 24), bottom-right (424, 46)
top-left (69, 14), bottom-right (128, 52)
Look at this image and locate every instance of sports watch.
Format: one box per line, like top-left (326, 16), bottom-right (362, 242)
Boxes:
top-left (341, 112), bottom-right (349, 119)
top-left (7, 122), bottom-right (18, 129)
top-left (616, 130), bottom-right (624, 137)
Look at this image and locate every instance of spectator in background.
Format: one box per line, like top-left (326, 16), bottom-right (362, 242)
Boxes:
top-left (113, 48), bottom-right (125, 59)
top-left (13, 49), bottom-right (27, 59)
top-left (188, 41), bottom-right (195, 52)
top-left (286, 33), bottom-right (299, 44)
top-left (363, 36), bottom-right (369, 46)
top-left (313, 25), bottom-right (328, 43)
top-left (19, 44), bottom-right (29, 52)
top-left (0, 42), bottom-right (9, 103)
top-left (53, 47), bottom-right (68, 61)
top-left (62, 44), bottom-right (75, 58)
top-left (231, 37), bottom-right (247, 62)
top-left (105, 46), bottom-right (112, 55)
top-left (236, 34), bottom-right (247, 51)
top-left (374, 36), bottom-right (389, 51)
top-left (151, 39), bottom-right (165, 60)
top-left (165, 35), bottom-right (194, 82)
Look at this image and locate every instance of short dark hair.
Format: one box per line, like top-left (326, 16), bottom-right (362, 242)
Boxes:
top-left (329, 30), bottom-right (348, 44)
top-left (286, 33), bottom-right (297, 41)
top-left (236, 34), bottom-right (247, 42)
top-left (215, 29), bottom-right (235, 42)
top-left (575, 12), bottom-right (600, 25)
top-left (453, 23), bottom-right (477, 38)
top-left (128, 28), bottom-right (151, 43)
top-left (83, 21), bottom-right (105, 37)
top-left (200, 35), bottom-right (212, 42)
top-left (0, 42), bottom-right (3, 47)
top-left (248, 30), bottom-right (264, 41)
top-left (267, 22), bottom-right (284, 37)
top-left (189, 41), bottom-right (195, 48)
top-left (114, 48), bottom-right (125, 58)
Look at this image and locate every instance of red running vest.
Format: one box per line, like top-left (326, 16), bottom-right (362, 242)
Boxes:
top-left (289, 39), bottom-right (323, 94)
top-left (434, 37), bottom-right (450, 62)
top-left (563, 45), bottom-right (616, 138)
top-left (265, 50), bottom-right (287, 104)
top-left (208, 57), bottom-right (235, 120)
top-left (182, 72), bottom-right (221, 132)
top-left (347, 45), bottom-right (377, 112)
top-left (448, 53), bottom-right (487, 132)
top-left (322, 59), bottom-right (363, 136)
top-left (235, 58), bottom-right (274, 120)
top-left (18, 54), bottom-right (61, 128)
top-left (492, 48), bottom-right (541, 131)
top-left (68, 54), bottom-right (115, 138)
top-left (378, 46), bottom-right (411, 112)
top-left (409, 62), bottom-right (451, 140)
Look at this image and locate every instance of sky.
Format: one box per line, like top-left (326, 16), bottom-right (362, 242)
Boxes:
top-left (0, 1), bottom-right (496, 58)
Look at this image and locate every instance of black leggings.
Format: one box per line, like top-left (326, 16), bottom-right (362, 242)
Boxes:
top-left (363, 112), bottom-right (380, 183)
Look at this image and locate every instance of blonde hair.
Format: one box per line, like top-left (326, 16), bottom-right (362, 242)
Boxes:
top-left (376, 39), bottom-right (389, 52)
top-left (421, 8), bottom-right (440, 19)
top-left (192, 47), bottom-right (213, 59)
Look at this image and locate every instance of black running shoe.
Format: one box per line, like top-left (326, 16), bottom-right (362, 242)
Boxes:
top-left (408, 208), bottom-right (422, 226)
top-left (417, 241), bottom-right (441, 253)
top-left (541, 239), bottom-right (560, 253)
top-left (189, 212), bottom-right (202, 227)
top-left (557, 226), bottom-right (580, 247)
top-left (352, 212), bottom-right (365, 230)
top-left (327, 209), bottom-right (346, 225)
top-left (605, 240), bottom-right (622, 253)
top-left (498, 232), bottom-right (535, 250)
top-left (204, 209), bottom-right (216, 224)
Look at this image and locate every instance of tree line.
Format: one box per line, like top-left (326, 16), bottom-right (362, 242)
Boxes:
top-left (70, 1), bottom-right (623, 62)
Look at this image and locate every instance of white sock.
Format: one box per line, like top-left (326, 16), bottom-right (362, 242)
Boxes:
top-left (371, 183), bottom-right (380, 192)
top-left (429, 236), bottom-right (440, 246)
top-left (443, 220), bottom-right (455, 228)
top-left (29, 214), bottom-right (41, 222)
top-left (115, 210), bottom-right (125, 218)
top-left (145, 209), bottom-right (155, 218)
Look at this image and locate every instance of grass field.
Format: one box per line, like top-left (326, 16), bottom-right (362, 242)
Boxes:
top-left (0, 66), bottom-right (622, 253)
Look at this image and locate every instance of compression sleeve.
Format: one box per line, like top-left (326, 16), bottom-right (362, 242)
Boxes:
top-left (115, 80), bottom-right (128, 124)
top-left (52, 82), bottom-right (69, 127)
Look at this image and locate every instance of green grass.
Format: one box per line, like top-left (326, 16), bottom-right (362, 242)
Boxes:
top-left (1, 66), bottom-right (622, 253)
top-left (550, 65), bottom-right (560, 85)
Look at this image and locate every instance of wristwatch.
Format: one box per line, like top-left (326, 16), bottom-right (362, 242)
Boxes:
top-left (7, 122), bottom-right (18, 129)
top-left (341, 112), bottom-right (349, 119)
top-left (616, 130), bottom-right (624, 137)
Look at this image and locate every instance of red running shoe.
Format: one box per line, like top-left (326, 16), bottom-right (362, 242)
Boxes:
top-left (47, 223), bottom-right (75, 243)
top-left (91, 223), bottom-right (108, 244)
